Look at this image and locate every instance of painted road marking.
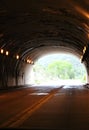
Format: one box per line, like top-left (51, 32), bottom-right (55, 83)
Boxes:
top-left (0, 88), bottom-right (60, 128)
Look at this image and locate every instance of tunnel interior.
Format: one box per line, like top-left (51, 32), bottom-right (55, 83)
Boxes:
top-left (0, 0), bottom-right (89, 89)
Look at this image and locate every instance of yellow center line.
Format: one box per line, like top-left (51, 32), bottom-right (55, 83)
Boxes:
top-left (0, 88), bottom-right (60, 128)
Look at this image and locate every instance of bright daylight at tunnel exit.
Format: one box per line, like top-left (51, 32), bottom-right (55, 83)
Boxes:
top-left (31, 53), bottom-right (87, 86)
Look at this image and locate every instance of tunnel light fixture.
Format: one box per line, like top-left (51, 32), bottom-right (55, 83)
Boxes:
top-left (80, 55), bottom-right (83, 62)
top-left (0, 49), bottom-right (4, 54)
top-left (16, 55), bottom-right (19, 59)
top-left (81, 45), bottom-right (89, 63)
top-left (31, 61), bottom-right (34, 64)
top-left (6, 51), bottom-right (9, 56)
top-left (81, 46), bottom-right (87, 62)
top-left (27, 59), bottom-right (29, 63)
top-left (27, 59), bottom-right (34, 64)
top-left (27, 59), bottom-right (31, 63)
top-left (28, 60), bottom-right (31, 63)
top-left (83, 46), bottom-right (86, 54)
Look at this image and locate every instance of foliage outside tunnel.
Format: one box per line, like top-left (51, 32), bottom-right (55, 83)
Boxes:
top-left (32, 54), bottom-right (86, 85)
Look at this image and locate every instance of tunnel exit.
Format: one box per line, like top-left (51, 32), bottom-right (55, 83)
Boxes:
top-left (30, 53), bottom-right (87, 86)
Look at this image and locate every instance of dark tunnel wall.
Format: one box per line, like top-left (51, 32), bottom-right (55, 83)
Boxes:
top-left (0, 51), bottom-right (35, 89)
top-left (0, 0), bottom-right (89, 88)
top-left (0, 54), bottom-right (28, 89)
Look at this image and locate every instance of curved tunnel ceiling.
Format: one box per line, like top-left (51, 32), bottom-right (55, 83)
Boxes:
top-left (0, 0), bottom-right (89, 65)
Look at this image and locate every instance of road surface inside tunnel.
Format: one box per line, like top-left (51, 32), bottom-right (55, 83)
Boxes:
top-left (0, 84), bottom-right (89, 130)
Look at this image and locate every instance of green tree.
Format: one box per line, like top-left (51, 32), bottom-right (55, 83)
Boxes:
top-left (46, 60), bottom-right (75, 79)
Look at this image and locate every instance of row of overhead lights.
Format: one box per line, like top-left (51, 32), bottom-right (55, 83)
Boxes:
top-left (0, 48), bottom-right (19, 59)
top-left (0, 49), bottom-right (9, 56)
top-left (26, 59), bottom-right (34, 64)
top-left (0, 48), bottom-right (34, 64)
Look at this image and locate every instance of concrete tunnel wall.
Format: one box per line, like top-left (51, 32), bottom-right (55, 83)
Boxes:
top-left (7, 61), bottom-right (33, 87)
top-left (0, 54), bottom-right (88, 89)
top-left (0, 54), bottom-right (33, 89)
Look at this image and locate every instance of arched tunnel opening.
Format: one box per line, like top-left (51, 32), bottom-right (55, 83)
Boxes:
top-left (13, 43), bottom-right (89, 88)
top-left (31, 53), bottom-right (87, 86)
top-left (0, 43), bottom-right (89, 89)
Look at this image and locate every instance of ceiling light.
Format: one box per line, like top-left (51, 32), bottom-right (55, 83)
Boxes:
top-left (16, 55), bottom-right (19, 59)
top-left (6, 51), bottom-right (9, 56)
top-left (1, 49), bottom-right (4, 54)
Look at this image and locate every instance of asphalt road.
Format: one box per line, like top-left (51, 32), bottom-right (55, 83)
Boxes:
top-left (0, 84), bottom-right (89, 130)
